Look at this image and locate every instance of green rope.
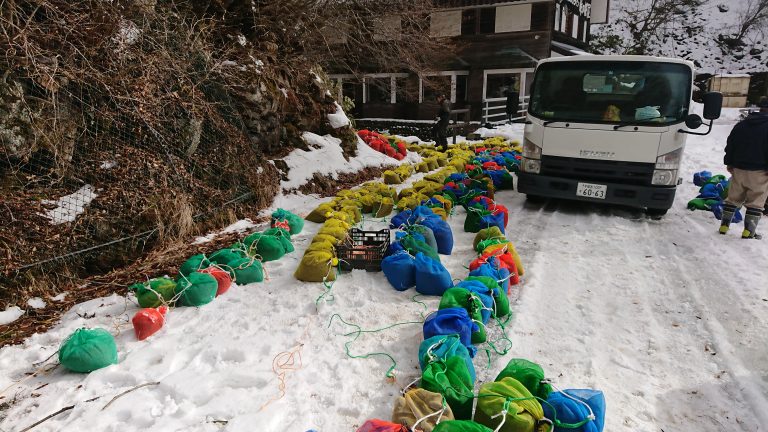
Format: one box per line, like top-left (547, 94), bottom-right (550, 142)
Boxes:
top-left (327, 314), bottom-right (424, 378)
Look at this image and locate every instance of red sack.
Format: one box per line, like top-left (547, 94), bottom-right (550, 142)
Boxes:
top-left (358, 129), bottom-right (371, 138)
top-left (396, 141), bottom-right (407, 155)
top-left (393, 152), bottom-right (405, 161)
top-left (476, 147), bottom-right (487, 152)
top-left (472, 249), bottom-right (520, 287)
top-left (482, 161), bottom-right (501, 170)
top-left (369, 140), bottom-right (383, 152)
top-left (132, 306), bottom-right (168, 341)
top-left (465, 164), bottom-right (477, 171)
top-left (200, 266), bottom-right (233, 296)
top-left (384, 145), bottom-right (397, 157)
top-left (491, 204), bottom-right (509, 227)
top-left (356, 420), bottom-right (409, 432)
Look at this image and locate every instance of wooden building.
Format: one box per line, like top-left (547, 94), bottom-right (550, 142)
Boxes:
top-left (331, 0), bottom-right (609, 123)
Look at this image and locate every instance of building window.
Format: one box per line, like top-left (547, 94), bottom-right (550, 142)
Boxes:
top-left (582, 19), bottom-right (589, 41)
top-left (420, 71), bottom-right (470, 103)
top-left (366, 78), bottom-right (391, 104)
top-left (555, 4), bottom-right (562, 31)
top-left (461, 9), bottom-right (477, 35)
top-left (485, 73), bottom-right (520, 100)
top-left (571, 14), bottom-right (579, 39)
top-left (479, 8), bottom-right (496, 34)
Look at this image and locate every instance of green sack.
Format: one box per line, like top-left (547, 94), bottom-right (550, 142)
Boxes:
top-left (494, 359), bottom-right (552, 400)
top-left (433, 421), bottom-right (493, 432)
top-left (130, 277), bottom-right (177, 308)
top-left (208, 248), bottom-right (246, 266)
top-left (475, 378), bottom-right (545, 432)
top-left (401, 235), bottom-right (440, 262)
top-left (295, 250), bottom-right (336, 282)
top-left (465, 276), bottom-right (510, 318)
top-left (243, 232), bottom-right (286, 262)
top-left (179, 254), bottom-right (211, 277)
top-left (228, 257), bottom-right (264, 284)
top-left (476, 238), bottom-right (509, 254)
top-left (439, 288), bottom-right (487, 344)
top-left (464, 207), bottom-right (492, 233)
top-left (421, 356), bottom-right (475, 420)
top-left (59, 328), bottom-right (118, 373)
top-left (175, 271), bottom-right (218, 307)
top-left (499, 171), bottom-right (515, 190)
top-left (473, 227), bottom-right (505, 251)
top-left (264, 227), bottom-right (295, 253)
top-left (271, 208), bottom-right (304, 234)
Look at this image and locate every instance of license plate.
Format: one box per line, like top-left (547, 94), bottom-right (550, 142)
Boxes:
top-left (576, 182), bottom-right (607, 200)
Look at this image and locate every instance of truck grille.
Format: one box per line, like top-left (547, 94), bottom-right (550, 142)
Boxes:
top-left (540, 156), bottom-right (655, 186)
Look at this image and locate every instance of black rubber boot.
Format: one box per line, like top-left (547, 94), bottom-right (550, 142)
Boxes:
top-left (743, 208), bottom-right (763, 239)
top-left (719, 203), bottom-right (738, 234)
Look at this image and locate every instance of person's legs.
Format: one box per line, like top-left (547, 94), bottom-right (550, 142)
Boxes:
top-left (740, 170), bottom-right (768, 238)
top-left (720, 171), bottom-right (747, 233)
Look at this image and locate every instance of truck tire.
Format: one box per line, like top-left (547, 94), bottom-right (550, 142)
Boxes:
top-left (526, 194), bottom-right (546, 204)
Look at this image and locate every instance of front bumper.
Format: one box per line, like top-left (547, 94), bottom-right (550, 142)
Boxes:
top-left (517, 173), bottom-right (676, 210)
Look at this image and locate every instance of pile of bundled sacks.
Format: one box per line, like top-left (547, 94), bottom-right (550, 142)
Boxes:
top-left (56, 209), bottom-right (303, 374)
top-left (358, 130), bottom-right (408, 160)
top-left (296, 143), bottom-right (470, 283)
top-left (687, 170), bottom-right (743, 222)
top-left (296, 183), bottom-right (398, 283)
top-left (384, 147), bottom-right (449, 185)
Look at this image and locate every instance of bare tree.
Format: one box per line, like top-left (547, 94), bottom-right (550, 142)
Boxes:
top-left (734, 0), bottom-right (768, 40)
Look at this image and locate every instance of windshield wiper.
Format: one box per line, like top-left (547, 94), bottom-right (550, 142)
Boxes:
top-left (613, 116), bottom-right (664, 130)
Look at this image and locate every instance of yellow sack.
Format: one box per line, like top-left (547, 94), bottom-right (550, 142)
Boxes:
top-left (306, 203), bottom-right (335, 223)
top-left (323, 218), bottom-right (350, 231)
top-left (358, 194), bottom-right (376, 214)
top-left (424, 173), bottom-right (446, 184)
top-left (432, 195), bottom-right (453, 213)
top-left (396, 164), bottom-right (414, 177)
top-left (306, 241), bottom-right (335, 254)
top-left (449, 159), bottom-right (466, 173)
top-left (375, 197), bottom-right (395, 218)
top-left (425, 157), bottom-right (439, 171)
top-left (384, 170), bottom-right (403, 185)
top-left (391, 388), bottom-right (455, 432)
top-left (413, 180), bottom-right (432, 191)
top-left (341, 205), bottom-right (362, 224)
top-left (318, 226), bottom-right (348, 242)
top-left (432, 207), bottom-right (448, 221)
top-left (473, 227), bottom-right (505, 250)
top-left (336, 189), bottom-right (359, 199)
top-left (399, 187), bottom-right (417, 201)
top-left (436, 154), bottom-right (448, 167)
top-left (312, 234), bottom-right (340, 246)
top-left (416, 162), bottom-right (430, 173)
top-left (295, 251), bottom-right (336, 282)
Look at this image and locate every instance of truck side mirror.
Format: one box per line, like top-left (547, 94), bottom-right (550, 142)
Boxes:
top-left (703, 92), bottom-right (723, 120)
top-left (685, 114), bottom-right (703, 129)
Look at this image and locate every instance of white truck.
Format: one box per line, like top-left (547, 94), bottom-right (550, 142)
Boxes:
top-left (518, 55), bottom-right (723, 216)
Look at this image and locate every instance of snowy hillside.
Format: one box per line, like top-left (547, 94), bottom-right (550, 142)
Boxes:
top-left (593, 0), bottom-right (767, 74)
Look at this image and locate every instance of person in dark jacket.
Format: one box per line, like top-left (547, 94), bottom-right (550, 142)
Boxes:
top-left (719, 97), bottom-right (768, 238)
top-left (433, 94), bottom-right (451, 152)
top-left (504, 78), bottom-right (520, 123)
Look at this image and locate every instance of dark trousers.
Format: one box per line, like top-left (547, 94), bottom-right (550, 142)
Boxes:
top-left (434, 122), bottom-right (449, 151)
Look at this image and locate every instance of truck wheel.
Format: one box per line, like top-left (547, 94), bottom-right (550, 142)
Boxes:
top-left (526, 194), bottom-right (546, 204)
top-left (646, 208), bottom-right (668, 218)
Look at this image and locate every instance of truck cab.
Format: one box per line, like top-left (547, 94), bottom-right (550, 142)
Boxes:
top-left (518, 55), bottom-right (722, 216)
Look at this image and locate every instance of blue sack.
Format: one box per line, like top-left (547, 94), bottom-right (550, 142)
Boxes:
top-left (420, 217), bottom-right (454, 255)
top-left (469, 260), bottom-right (509, 293)
top-left (480, 211), bottom-right (505, 233)
top-left (454, 280), bottom-right (494, 323)
top-left (423, 307), bottom-right (478, 357)
top-left (418, 334), bottom-right (476, 382)
top-left (386, 241), bottom-right (405, 256)
top-left (543, 389), bottom-right (606, 432)
top-left (381, 252), bottom-right (416, 291)
top-left (390, 209), bottom-right (413, 229)
top-left (693, 170), bottom-right (712, 187)
top-left (415, 253), bottom-right (453, 296)
top-left (449, 173), bottom-right (469, 182)
top-left (711, 203), bottom-right (743, 223)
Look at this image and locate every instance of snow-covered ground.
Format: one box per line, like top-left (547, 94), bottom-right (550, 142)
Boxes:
top-left (1, 111), bottom-right (766, 432)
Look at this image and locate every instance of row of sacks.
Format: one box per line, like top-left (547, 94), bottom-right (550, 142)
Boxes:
top-left (57, 209), bottom-right (303, 373)
top-left (382, 206), bottom-right (455, 295)
top-left (358, 130), bottom-right (408, 161)
top-left (687, 170), bottom-right (743, 222)
top-left (357, 358), bottom-right (606, 432)
top-left (384, 147), bottom-right (449, 185)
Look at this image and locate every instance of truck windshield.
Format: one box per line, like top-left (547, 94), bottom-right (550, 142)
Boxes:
top-left (528, 61), bottom-right (693, 125)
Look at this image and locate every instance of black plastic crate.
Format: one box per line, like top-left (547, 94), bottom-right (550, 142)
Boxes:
top-left (337, 228), bottom-right (390, 272)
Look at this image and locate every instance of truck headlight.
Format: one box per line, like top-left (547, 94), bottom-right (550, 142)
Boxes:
top-left (655, 148), bottom-right (683, 170)
top-left (522, 158), bottom-right (541, 174)
top-left (523, 138), bottom-right (542, 159)
top-left (652, 169), bottom-right (677, 186)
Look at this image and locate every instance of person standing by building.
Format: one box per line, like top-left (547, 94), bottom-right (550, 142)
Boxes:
top-left (719, 98), bottom-right (768, 238)
top-left (504, 78), bottom-right (520, 123)
top-left (433, 93), bottom-right (451, 152)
